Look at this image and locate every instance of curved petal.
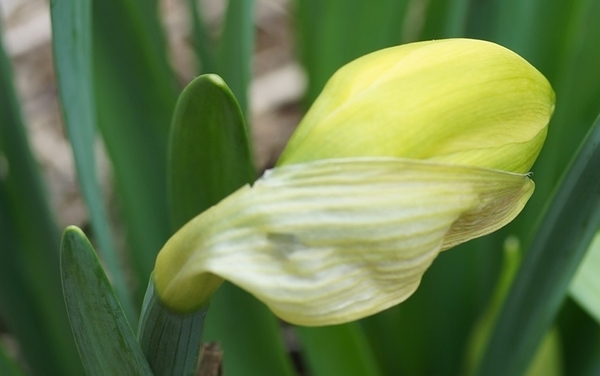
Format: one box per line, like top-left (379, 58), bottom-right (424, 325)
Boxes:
top-left (278, 39), bottom-right (554, 174)
top-left (154, 158), bottom-right (534, 326)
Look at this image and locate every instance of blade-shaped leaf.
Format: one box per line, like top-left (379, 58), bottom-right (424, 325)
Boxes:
top-left (168, 74), bottom-right (254, 229)
top-left (216, 0), bottom-right (255, 116)
top-left (147, 73), bottom-right (294, 375)
top-left (476, 114), bottom-right (600, 375)
top-left (0, 23), bottom-right (83, 376)
top-left (50, 0), bottom-right (135, 323)
top-left (61, 226), bottom-right (153, 375)
top-left (187, 0), bottom-right (215, 73)
top-left (92, 0), bottom-right (178, 297)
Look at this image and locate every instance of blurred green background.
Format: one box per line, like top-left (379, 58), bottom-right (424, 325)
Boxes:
top-left (1, 0), bottom-right (600, 375)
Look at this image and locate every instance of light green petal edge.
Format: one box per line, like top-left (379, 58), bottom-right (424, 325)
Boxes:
top-left (154, 157), bottom-right (534, 326)
top-left (570, 231), bottom-right (600, 324)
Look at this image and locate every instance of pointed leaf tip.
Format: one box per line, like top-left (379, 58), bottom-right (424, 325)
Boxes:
top-left (60, 227), bottom-right (153, 375)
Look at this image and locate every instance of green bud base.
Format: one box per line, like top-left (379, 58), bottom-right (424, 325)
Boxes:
top-left (138, 277), bottom-right (209, 376)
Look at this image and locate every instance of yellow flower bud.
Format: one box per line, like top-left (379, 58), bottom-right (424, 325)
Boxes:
top-left (153, 39), bottom-right (554, 326)
top-left (278, 39), bottom-right (554, 173)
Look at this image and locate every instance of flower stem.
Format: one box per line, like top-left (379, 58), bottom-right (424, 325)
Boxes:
top-left (137, 276), bottom-right (209, 376)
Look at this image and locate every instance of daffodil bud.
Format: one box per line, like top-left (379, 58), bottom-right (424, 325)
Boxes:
top-left (278, 38), bottom-right (554, 173)
top-left (153, 39), bottom-right (555, 326)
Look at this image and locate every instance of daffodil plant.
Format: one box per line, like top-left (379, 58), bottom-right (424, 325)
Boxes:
top-left (151, 38), bottom-right (554, 324)
top-left (4, 0), bottom-right (600, 373)
top-left (61, 38), bottom-right (560, 375)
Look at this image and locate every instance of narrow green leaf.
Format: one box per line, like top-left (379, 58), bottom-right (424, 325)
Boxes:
top-left (168, 74), bottom-right (254, 229)
top-left (0, 23), bottom-right (83, 376)
top-left (295, 325), bottom-right (383, 376)
top-left (92, 0), bottom-right (178, 299)
top-left (61, 226), bottom-right (153, 375)
top-left (466, 238), bottom-right (563, 375)
top-left (216, 0), bottom-right (255, 116)
top-left (166, 73), bottom-right (294, 375)
top-left (465, 237), bottom-right (523, 374)
top-left (187, 0), bottom-right (216, 73)
top-left (50, 0), bottom-right (135, 324)
top-left (138, 279), bottom-right (208, 376)
top-left (477, 114), bottom-right (600, 376)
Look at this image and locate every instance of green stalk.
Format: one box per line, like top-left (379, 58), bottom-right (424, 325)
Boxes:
top-left (137, 279), bottom-right (208, 375)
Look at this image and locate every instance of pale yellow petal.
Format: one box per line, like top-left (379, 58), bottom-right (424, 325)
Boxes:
top-left (278, 39), bottom-right (554, 174)
top-left (154, 158), bottom-right (533, 326)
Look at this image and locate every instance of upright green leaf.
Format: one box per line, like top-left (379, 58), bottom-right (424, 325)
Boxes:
top-left (168, 74), bottom-right (254, 229)
top-left (188, 0), bottom-right (216, 73)
top-left (0, 23), bottom-right (83, 376)
top-left (167, 74), bottom-right (294, 375)
top-left (50, 0), bottom-right (135, 323)
top-left (477, 115), bottom-right (600, 376)
top-left (187, 0), bottom-right (253, 107)
top-left (92, 0), bottom-right (178, 300)
top-left (216, 0), bottom-right (255, 116)
top-left (466, 238), bottom-right (563, 375)
top-left (61, 226), bottom-right (153, 376)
